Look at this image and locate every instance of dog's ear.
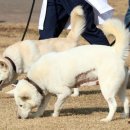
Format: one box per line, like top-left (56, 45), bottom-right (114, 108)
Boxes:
top-left (6, 81), bottom-right (18, 97)
top-left (0, 61), bottom-right (8, 69)
top-left (11, 84), bottom-right (17, 88)
top-left (6, 88), bottom-right (15, 97)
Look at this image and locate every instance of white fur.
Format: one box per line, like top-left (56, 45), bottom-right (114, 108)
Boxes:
top-left (0, 6), bottom-right (85, 89)
top-left (72, 18), bottom-right (130, 96)
top-left (12, 18), bottom-right (130, 121)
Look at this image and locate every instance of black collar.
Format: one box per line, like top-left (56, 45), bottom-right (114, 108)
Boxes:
top-left (24, 77), bottom-right (44, 96)
top-left (5, 57), bottom-right (16, 72)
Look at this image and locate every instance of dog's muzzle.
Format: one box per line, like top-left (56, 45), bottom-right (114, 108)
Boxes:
top-left (17, 114), bottom-right (29, 119)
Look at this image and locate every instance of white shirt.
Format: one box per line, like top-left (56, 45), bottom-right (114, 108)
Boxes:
top-left (38, 0), bottom-right (114, 30)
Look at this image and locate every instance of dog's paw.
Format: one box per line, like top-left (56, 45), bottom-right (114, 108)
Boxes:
top-left (100, 118), bottom-right (112, 122)
top-left (52, 112), bottom-right (59, 117)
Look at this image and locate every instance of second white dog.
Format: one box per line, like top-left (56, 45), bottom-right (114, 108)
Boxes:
top-left (0, 6), bottom-right (85, 90)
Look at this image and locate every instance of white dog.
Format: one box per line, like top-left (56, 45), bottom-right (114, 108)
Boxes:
top-left (0, 6), bottom-right (85, 90)
top-left (10, 18), bottom-right (130, 122)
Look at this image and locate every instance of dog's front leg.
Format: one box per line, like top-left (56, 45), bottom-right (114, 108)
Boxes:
top-left (30, 94), bottom-right (51, 118)
top-left (52, 88), bottom-right (71, 117)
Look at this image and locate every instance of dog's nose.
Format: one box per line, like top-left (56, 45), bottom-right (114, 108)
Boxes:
top-left (17, 115), bottom-right (29, 119)
top-left (17, 115), bottom-right (21, 119)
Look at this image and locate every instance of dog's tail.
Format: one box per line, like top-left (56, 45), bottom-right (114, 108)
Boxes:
top-left (67, 5), bottom-right (86, 42)
top-left (102, 18), bottom-right (130, 60)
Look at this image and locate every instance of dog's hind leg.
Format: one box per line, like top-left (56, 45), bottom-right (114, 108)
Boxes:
top-left (99, 83), bottom-right (118, 122)
top-left (98, 66), bottom-right (126, 122)
top-left (52, 87), bottom-right (72, 117)
top-left (118, 87), bottom-right (129, 118)
top-left (100, 96), bottom-right (117, 122)
top-left (118, 67), bottom-right (129, 118)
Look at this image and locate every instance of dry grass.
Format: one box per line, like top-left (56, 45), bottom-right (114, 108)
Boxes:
top-left (0, 0), bottom-right (130, 130)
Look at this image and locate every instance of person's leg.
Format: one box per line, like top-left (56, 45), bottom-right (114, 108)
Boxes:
top-left (82, 4), bottom-right (109, 45)
top-left (54, 0), bottom-right (70, 37)
top-left (124, 0), bottom-right (130, 30)
top-left (39, 0), bottom-right (69, 40)
top-left (39, 0), bottom-right (57, 39)
top-left (60, 0), bottom-right (109, 45)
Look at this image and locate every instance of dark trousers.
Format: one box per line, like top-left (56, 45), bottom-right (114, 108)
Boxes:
top-left (39, 0), bottom-right (109, 45)
top-left (124, 0), bottom-right (130, 30)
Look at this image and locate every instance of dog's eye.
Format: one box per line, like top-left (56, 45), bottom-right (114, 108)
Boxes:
top-left (1, 63), bottom-right (4, 67)
top-left (19, 105), bottom-right (23, 107)
top-left (0, 63), bottom-right (4, 67)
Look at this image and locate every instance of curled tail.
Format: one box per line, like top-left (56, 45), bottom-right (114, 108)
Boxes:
top-left (102, 18), bottom-right (130, 60)
top-left (67, 5), bottom-right (86, 42)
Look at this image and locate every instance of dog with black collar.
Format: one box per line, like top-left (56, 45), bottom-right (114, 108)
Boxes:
top-left (10, 18), bottom-right (130, 122)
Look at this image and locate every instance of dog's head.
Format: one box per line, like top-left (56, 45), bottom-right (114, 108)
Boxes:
top-left (0, 58), bottom-right (10, 89)
top-left (11, 79), bottom-right (43, 119)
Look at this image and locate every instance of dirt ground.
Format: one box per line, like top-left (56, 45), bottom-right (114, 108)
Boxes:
top-left (0, 0), bottom-right (130, 130)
